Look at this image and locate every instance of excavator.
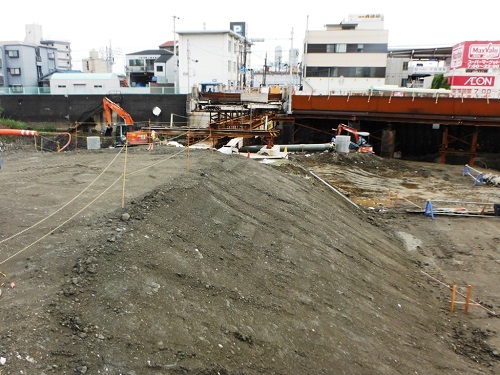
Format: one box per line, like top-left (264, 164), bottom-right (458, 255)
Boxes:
top-left (333, 123), bottom-right (374, 153)
top-left (102, 97), bottom-right (150, 146)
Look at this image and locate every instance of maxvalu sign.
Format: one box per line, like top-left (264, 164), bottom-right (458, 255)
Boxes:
top-left (447, 41), bottom-right (500, 97)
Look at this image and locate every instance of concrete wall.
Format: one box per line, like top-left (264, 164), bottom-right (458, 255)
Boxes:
top-left (0, 94), bottom-right (188, 127)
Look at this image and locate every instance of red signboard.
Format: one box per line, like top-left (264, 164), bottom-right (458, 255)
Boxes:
top-left (448, 75), bottom-right (496, 86)
top-left (451, 41), bottom-right (500, 70)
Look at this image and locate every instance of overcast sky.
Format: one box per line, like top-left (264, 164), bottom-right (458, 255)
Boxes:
top-left (2, 0), bottom-right (498, 74)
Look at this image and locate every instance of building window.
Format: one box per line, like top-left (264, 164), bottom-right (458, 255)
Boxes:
top-left (228, 60), bottom-right (231, 72)
top-left (309, 44), bottom-right (327, 53)
top-left (94, 85), bottom-right (103, 88)
top-left (156, 65), bottom-right (164, 72)
top-left (0, 58), bottom-right (2, 69)
top-left (306, 66), bottom-right (385, 78)
top-left (145, 59), bottom-right (155, 71)
top-left (48, 52), bottom-right (55, 60)
top-left (228, 41), bottom-right (232, 53)
top-left (335, 44), bottom-right (347, 53)
top-left (306, 67), bottom-right (330, 77)
top-left (8, 68), bottom-right (21, 75)
top-left (346, 44), bottom-right (365, 53)
top-left (402, 61), bottom-right (409, 71)
top-left (7, 50), bottom-right (19, 58)
top-left (310, 43), bottom-right (387, 53)
top-left (129, 59), bottom-right (145, 67)
top-left (57, 85), bottom-right (67, 88)
top-left (35, 47), bottom-right (42, 62)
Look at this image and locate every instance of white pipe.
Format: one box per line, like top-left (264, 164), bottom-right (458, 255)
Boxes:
top-left (309, 171), bottom-right (360, 209)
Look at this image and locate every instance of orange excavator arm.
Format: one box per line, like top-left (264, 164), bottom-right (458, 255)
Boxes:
top-left (102, 97), bottom-right (134, 125)
top-left (335, 123), bottom-right (374, 153)
top-left (336, 124), bottom-right (360, 143)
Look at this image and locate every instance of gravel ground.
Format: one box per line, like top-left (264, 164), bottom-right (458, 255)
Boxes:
top-left (0, 142), bottom-right (499, 374)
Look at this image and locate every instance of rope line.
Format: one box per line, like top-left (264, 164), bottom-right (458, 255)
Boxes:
top-left (0, 147), bottom-right (125, 245)
top-left (421, 271), bottom-right (496, 315)
top-left (0, 142), bottom-right (203, 266)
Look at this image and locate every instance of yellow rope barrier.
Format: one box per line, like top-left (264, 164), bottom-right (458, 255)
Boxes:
top-left (0, 145), bottom-right (194, 267)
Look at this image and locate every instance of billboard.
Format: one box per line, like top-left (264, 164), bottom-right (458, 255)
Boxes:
top-left (451, 41), bottom-right (500, 70)
top-left (448, 75), bottom-right (496, 86)
top-left (230, 22), bottom-right (246, 37)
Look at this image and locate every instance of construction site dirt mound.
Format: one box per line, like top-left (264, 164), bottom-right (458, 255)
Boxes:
top-left (0, 145), bottom-right (499, 374)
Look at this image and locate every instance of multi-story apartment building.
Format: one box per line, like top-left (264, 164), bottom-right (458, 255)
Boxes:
top-left (25, 24), bottom-right (72, 71)
top-left (0, 42), bottom-right (58, 92)
top-left (0, 24), bottom-right (71, 92)
top-left (302, 14), bottom-right (389, 94)
top-left (177, 24), bottom-right (253, 93)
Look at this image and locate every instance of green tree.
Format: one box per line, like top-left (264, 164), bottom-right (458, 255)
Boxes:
top-left (431, 73), bottom-right (451, 89)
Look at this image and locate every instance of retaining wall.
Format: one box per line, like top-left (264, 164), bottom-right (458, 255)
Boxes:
top-left (0, 94), bottom-right (187, 127)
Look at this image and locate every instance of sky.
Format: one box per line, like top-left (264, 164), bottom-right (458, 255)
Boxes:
top-left (2, 0), bottom-right (498, 75)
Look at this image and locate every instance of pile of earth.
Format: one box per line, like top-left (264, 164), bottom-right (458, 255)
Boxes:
top-left (0, 145), bottom-right (498, 374)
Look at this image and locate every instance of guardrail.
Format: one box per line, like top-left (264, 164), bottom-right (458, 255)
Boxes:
top-left (0, 86), bottom-right (180, 95)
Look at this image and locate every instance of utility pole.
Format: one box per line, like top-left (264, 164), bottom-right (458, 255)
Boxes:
top-left (263, 53), bottom-right (267, 87)
top-left (173, 15), bottom-right (179, 57)
top-left (243, 39), bottom-right (247, 88)
top-left (173, 15), bottom-right (180, 93)
top-left (303, 15), bottom-right (309, 79)
top-left (186, 39), bottom-right (198, 94)
top-left (290, 28), bottom-right (294, 77)
top-left (101, 40), bottom-right (121, 73)
top-left (288, 28), bottom-right (294, 114)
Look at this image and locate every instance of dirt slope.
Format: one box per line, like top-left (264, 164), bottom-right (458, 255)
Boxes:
top-left (0, 145), bottom-right (499, 374)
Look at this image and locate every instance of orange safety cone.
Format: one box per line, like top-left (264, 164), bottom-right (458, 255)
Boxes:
top-left (247, 152), bottom-right (250, 158)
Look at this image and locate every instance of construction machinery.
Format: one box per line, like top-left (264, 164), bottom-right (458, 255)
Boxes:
top-left (102, 97), bottom-right (150, 146)
top-left (333, 123), bottom-right (374, 153)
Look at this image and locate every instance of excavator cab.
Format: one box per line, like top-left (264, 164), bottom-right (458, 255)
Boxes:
top-left (115, 124), bottom-right (129, 147)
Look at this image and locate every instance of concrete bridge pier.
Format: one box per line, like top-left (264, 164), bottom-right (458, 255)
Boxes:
top-left (380, 126), bottom-right (396, 158)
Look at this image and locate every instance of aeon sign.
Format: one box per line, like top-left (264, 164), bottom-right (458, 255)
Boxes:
top-left (449, 76), bottom-right (495, 86)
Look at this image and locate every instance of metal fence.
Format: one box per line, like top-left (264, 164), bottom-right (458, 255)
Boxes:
top-left (0, 86), bottom-right (180, 95)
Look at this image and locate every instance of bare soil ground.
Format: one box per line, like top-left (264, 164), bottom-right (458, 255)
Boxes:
top-left (0, 141), bottom-right (499, 375)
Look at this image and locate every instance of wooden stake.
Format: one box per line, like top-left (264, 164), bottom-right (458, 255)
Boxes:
top-left (465, 285), bottom-right (472, 315)
top-left (450, 282), bottom-right (456, 313)
top-left (121, 142), bottom-right (128, 209)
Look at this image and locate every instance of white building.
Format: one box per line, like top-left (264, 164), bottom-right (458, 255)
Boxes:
top-left (25, 24), bottom-right (72, 70)
top-left (302, 14), bottom-right (389, 95)
top-left (49, 72), bottom-right (120, 94)
top-left (82, 50), bottom-right (110, 73)
top-left (177, 29), bottom-right (252, 93)
top-left (124, 49), bottom-right (176, 88)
